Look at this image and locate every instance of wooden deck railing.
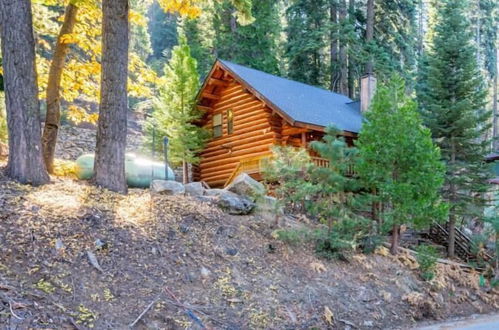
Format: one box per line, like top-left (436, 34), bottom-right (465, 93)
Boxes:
top-left (225, 155), bottom-right (354, 186)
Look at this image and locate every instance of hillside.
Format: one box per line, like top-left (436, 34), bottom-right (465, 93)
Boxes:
top-left (0, 169), bottom-right (497, 329)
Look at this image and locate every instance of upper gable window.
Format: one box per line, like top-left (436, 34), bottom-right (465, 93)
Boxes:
top-left (227, 110), bottom-right (234, 134)
top-left (213, 113), bottom-right (222, 138)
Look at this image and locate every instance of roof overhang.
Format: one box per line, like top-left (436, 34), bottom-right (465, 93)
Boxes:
top-left (197, 59), bottom-right (357, 137)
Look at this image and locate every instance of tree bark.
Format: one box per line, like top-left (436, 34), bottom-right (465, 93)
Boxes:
top-left (93, 0), bottom-right (129, 194)
top-left (347, 0), bottom-right (355, 98)
top-left (0, 0), bottom-right (49, 185)
top-left (447, 141), bottom-right (457, 258)
top-left (42, 3), bottom-right (78, 174)
top-left (330, 1), bottom-right (339, 92)
top-left (182, 160), bottom-right (188, 184)
top-left (390, 223), bottom-right (400, 255)
top-left (493, 52), bottom-right (498, 151)
top-left (339, 0), bottom-right (348, 95)
top-left (448, 215), bottom-right (456, 258)
top-left (365, 0), bottom-right (374, 74)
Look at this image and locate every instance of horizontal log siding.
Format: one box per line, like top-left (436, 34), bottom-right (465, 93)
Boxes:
top-left (199, 82), bottom-right (280, 187)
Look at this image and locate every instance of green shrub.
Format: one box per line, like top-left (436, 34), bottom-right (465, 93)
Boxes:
top-left (415, 244), bottom-right (439, 281)
top-left (314, 218), bottom-right (371, 260)
top-left (273, 228), bottom-right (311, 245)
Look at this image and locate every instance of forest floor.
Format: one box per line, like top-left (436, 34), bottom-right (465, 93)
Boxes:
top-left (0, 164), bottom-right (498, 329)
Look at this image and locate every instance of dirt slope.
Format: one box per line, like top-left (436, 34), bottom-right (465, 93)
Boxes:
top-left (0, 173), bottom-right (498, 329)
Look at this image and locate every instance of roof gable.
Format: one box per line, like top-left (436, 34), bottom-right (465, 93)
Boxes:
top-left (216, 60), bottom-right (363, 133)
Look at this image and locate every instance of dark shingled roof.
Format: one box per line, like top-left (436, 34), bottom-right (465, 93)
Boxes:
top-left (219, 60), bottom-right (363, 133)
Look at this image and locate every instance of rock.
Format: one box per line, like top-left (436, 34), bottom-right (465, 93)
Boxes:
top-left (55, 238), bottom-right (65, 252)
top-left (94, 239), bottom-right (108, 250)
top-left (225, 248), bottom-right (238, 256)
top-left (184, 182), bottom-right (205, 197)
top-left (205, 188), bottom-right (226, 196)
top-left (200, 267), bottom-right (211, 278)
top-left (150, 180), bottom-right (185, 195)
top-left (214, 190), bottom-right (255, 215)
top-left (225, 173), bottom-right (265, 201)
top-left (363, 320), bottom-right (374, 327)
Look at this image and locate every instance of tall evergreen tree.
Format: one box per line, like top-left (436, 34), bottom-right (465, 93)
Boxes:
top-left (181, 15), bottom-right (215, 78)
top-left (285, 0), bottom-right (329, 86)
top-left (357, 75), bottom-right (446, 255)
top-left (147, 1), bottom-right (178, 69)
top-left (213, 0), bottom-right (280, 74)
top-left (417, 0), bottom-right (490, 257)
top-left (146, 34), bottom-right (207, 184)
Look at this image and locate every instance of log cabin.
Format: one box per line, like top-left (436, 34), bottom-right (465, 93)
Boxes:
top-left (195, 59), bottom-right (376, 187)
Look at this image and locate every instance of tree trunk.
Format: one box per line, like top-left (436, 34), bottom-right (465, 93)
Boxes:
top-left (390, 223), bottom-right (400, 255)
top-left (182, 160), bottom-right (188, 184)
top-left (365, 0), bottom-right (374, 74)
top-left (448, 215), bottom-right (456, 258)
top-left (339, 0), bottom-right (348, 95)
top-left (0, 0), bottom-right (49, 185)
top-left (493, 56), bottom-right (498, 150)
top-left (447, 142), bottom-right (457, 258)
top-left (330, 1), bottom-right (339, 92)
top-left (347, 0), bottom-right (355, 98)
top-left (93, 0), bottom-right (129, 194)
top-left (42, 3), bottom-right (78, 174)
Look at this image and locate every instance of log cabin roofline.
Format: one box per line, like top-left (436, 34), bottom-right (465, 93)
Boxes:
top-left (197, 59), bottom-right (362, 137)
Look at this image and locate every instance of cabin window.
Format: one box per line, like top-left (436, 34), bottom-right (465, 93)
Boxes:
top-left (213, 113), bottom-right (222, 138)
top-left (227, 110), bottom-right (234, 134)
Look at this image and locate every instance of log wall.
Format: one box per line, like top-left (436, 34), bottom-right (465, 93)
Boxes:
top-left (198, 81), bottom-right (282, 187)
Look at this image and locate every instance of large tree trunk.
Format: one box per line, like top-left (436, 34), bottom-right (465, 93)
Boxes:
top-left (93, 0), bottom-right (129, 194)
top-left (493, 57), bottom-right (498, 151)
top-left (42, 3), bottom-right (78, 174)
top-left (182, 160), bottom-right (188, 184)
top-left (330, 1), bottom-right (339, 92)
top-left (365, 0), bottom-right (374, 74)
top-left (390, 223), bottom-right (400, 255)
top-left (447, 143), bottom-right (457, 258)
top-left (347, 0), bottom-right (355, 98)
top-left (448, 214), bottom-right (456, 258)
top-left (0, 0), bottom-right (49, 185)
top-left (339, 0), bottom-right (348, 95)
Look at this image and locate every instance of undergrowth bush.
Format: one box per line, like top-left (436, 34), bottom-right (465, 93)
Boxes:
top-left (415, 244), bottom-right (439, 281)
top-left (314, 217), bottom-right (372, 260)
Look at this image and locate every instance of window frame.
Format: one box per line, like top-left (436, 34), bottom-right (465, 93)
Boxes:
top-left (226, 109), bottom-right (234, 135)
top-left (212, 113), bottom-right (222, 138)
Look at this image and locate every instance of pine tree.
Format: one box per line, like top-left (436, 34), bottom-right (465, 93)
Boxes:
top-left (285, 0), bottom-right (329, 86)
top-left (310, 126), bottom-right (362, 230)
top-left (146, 33), bottom-right (207, 184)
top-left (417, 0), bottom-right (490, 258)
top-left (213, 0), bottom-right (280, 75)
top-left (147, 1), bottom-right (178, 69)
top-left (357, 75), bottom-right (446, 255)
top-left (181, 15), bottom-right (215, 78)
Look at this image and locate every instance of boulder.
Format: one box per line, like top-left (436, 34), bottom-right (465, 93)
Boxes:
top-left (225, 173), bottom-right (265, 201)
top-left (184, 182), bottom-right (205, 197)
top-left (205, 188), bottom-right (226, 196)
top-left (150, 180), bottom-right (185, 195)
top-left (204, 189), bottom-right (255, 215)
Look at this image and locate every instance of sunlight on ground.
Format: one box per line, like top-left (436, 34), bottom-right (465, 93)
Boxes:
top-left (26, 183), bottom-right (82, 212)
top-left (115, 192), bottom-right (153, 227)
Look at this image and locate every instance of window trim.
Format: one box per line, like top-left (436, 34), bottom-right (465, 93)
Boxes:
top-left (227, 109), bottom-right (234, 135)
top-left (213, 113), bottom-right (222, 138)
